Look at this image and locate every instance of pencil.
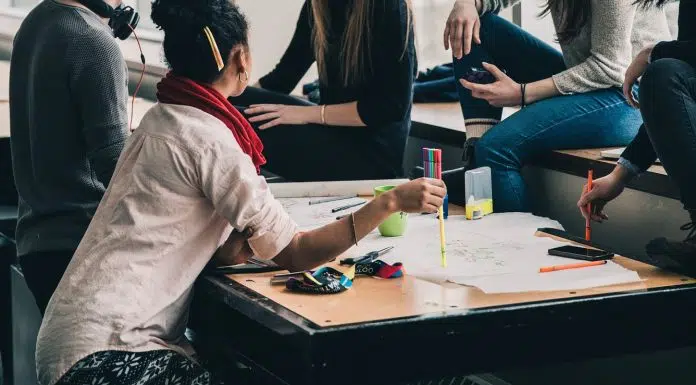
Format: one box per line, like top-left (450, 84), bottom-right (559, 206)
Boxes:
top-left (539, 260), bottom-right (606, 273)
top-left (585, 169), bottom-right (593, 241)
top-left (309, 195), bottom-right (357, 205)
top-left (331, 201), bottom-right (365, 213)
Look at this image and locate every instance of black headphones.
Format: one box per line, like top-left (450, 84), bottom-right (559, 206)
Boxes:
top-left (76, 0), bottom-right (140, 40)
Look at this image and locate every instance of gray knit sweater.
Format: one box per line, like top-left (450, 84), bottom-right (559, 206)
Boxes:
top-left (10, 0), bottom-right (129, 256)
top-left (481, 0), bottom-right (672, 94)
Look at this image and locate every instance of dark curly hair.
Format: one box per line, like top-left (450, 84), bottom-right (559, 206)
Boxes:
top-left (151, 0), bottom-right (249, 83)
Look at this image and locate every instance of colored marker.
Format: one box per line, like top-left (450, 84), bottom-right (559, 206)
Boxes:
top-left (539, 260), bottom-right (607, 273)
top-left (331, 201), bottom-right (366, 213)
top-left (423, 147), bottom-right (447, 267)
top-left (585, 169), bottom-right (593, 241)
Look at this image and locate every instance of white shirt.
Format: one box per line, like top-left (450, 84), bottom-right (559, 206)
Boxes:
top-left (36, 103), bottom-right (299, 385)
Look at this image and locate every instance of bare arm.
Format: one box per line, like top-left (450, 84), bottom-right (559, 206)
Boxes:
top-left (273, 191), bottom-right (394, 271)
top-left (524, 77), bottom-right (561, 104)
top-left (273, 179), bottom-right (446, 271)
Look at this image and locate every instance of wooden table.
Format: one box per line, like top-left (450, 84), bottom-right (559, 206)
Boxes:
top-left (409, 102), bottom-right (467, 147)
top-left (189, 206), bottom-right (696, 385)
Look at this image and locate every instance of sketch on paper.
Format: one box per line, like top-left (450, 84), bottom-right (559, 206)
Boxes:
top-left (277, 203), bottom-right (642, 293)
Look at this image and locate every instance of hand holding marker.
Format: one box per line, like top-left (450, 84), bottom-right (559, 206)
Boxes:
top-left (585, 169), bottom-right (593, 241)
top-left (423, 148), bottom-right (447, 267)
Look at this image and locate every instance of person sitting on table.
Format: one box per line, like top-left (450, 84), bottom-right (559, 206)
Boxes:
top-left (578, 0), bottom-right (696, 274)
top-left (9, 0), bottom-right (132, 314)
top-left (234, 0), bottom-right (416, 182)
top-left (443, 0), bottom-right (671, 212)
top-left (34, 1), bottom-right (446, 384)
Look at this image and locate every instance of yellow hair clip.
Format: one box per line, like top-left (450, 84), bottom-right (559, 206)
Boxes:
top-left (202, 26), bottom-right (224, 71)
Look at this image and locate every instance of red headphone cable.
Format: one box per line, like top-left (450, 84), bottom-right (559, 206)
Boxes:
top-left (128, 24), bottom-right (146, 132)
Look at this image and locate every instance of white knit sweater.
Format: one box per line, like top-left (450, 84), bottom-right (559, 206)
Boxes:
top-left (480, 0), bottom-right (672, 94)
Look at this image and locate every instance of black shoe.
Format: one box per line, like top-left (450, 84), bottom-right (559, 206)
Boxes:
top-left (462, 137), bottom-right (478, 170)
top-left (645, 222), bottom-right (696, 276)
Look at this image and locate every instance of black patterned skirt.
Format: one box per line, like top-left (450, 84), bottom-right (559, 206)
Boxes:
top-left (55, 350), bottom-right (226, 385)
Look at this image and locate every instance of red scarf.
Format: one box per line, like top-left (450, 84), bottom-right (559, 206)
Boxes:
top-left (156, 72), bottom-right (266, 173)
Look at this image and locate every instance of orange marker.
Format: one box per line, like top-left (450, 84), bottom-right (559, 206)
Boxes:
top-left (540, 260), bottom-right (607, 273)
top-left (585, 169), bottom-right (593, 241)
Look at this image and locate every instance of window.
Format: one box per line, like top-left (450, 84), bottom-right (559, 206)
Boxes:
top-left (135, 0), bottom-right (156, 30)
top-left (3, 0), bottom-right (156, 30)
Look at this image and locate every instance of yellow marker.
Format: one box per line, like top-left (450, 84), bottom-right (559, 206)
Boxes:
top-left (438, 206), bottom-right (447, 267)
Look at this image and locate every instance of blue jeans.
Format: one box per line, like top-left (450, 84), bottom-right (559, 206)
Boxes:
top-left (453, 14), bottom-right (641, 212)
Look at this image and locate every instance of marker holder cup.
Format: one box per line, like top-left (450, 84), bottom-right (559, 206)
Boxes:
top-left (465, 167), bottom-right (494, 220)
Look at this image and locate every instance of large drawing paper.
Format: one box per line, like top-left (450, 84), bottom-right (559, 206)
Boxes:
top-left (278, 201), bottom-right (642, 293)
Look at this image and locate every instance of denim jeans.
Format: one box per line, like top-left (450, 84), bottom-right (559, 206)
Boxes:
top-left (453, 13), bottom-right (641, 212)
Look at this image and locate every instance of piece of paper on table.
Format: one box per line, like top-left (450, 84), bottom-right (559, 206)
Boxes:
top-left (278, 204), bottom-right (642, 293)
top-left (269, 179), bottom-right (409, 198)
top-left (456, 262), bottom-right (641, 293)
top-left (279, 197), bottom-right (366, 231)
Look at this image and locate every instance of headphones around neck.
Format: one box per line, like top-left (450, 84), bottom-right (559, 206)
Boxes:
top-left (76, 0), bottom-right (140, 40)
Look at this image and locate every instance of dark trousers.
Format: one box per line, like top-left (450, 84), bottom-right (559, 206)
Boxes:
top-left (639, 59), bottom-right (696, 214)
top-left (230, 87), bottom-right (399, 182)
top-left (18, 250), bottom-right (74, 315)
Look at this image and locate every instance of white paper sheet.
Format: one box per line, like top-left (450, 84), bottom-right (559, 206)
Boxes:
top-left (280, 197), bottom-right (367, 231)
top-left (454, 262), bottom-right (643, 293)
top-left (269, 179), bottom-right (410, 198)
top-left (278, 202), bottom-right (643, 293)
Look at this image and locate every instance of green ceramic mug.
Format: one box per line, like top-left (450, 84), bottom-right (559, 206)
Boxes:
top-left (374, 185), bottom-right (408, 237)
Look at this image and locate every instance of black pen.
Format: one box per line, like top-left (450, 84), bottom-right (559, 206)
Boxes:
top-left (331, 201), bottom-right (365, 213)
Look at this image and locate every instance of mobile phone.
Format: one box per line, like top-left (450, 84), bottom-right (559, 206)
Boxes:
top-left (461, 67), bottom-right (505, 84)
top-left (548, 245), bottom-right (614, 261)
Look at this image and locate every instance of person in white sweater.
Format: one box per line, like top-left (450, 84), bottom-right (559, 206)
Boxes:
top-left (443, 0), bottom-right (671, 212)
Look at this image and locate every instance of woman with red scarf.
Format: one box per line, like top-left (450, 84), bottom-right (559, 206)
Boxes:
top-left (33, 1), bottom-right (445, 385)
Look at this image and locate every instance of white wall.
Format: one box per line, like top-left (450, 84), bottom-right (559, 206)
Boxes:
top-left (236, 0), bottom-right (316, 85)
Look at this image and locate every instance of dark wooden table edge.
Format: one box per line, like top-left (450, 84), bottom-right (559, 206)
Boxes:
top-left (190, 229), bottom-right (696, 384)
top-left (197, 270), bottom-right (696, 336)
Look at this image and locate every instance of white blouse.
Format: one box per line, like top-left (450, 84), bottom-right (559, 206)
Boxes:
top-left (36, 103), bottom-right (299, 385)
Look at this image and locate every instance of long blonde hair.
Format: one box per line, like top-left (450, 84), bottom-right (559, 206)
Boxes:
top-left (311, 0), bottom-right (413, 87)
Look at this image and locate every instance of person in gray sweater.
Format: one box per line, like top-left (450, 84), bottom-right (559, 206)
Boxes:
top-left (443, 0), bottom-right (671, 212)
top-left (9, 0), bottom-right (131, 314)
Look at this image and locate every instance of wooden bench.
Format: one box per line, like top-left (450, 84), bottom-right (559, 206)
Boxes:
top-left (410, 102), bottom-right (675, 199)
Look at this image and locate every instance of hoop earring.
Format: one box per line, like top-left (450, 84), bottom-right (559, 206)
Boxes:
top-left (238, 71), bottom-right (249, 83)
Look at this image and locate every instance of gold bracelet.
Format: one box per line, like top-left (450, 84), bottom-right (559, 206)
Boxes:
top-left (350, 212), bottom-right (358, 246)
top-left (320, 105), bottom-right (326, 125)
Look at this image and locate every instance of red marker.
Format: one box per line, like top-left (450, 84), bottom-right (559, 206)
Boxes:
top-left (585, 169), bottom-right (593, 241)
